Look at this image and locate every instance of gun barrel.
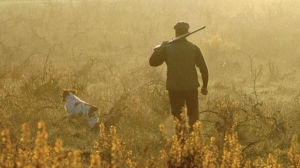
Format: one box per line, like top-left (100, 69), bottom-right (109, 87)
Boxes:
top-left (154, 26), bottom-right (206, 50)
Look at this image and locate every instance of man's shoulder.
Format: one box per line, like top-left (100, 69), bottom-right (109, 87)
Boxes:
top-left (185, 41), bottom-right (201, 52)
top-left (167, 40), bottom-right (199, 50)
top-left (186, 41), bottom-right (199, 47)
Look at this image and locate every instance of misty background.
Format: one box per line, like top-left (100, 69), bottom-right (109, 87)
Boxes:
top-left (1, 0), bottom-right (299, 64)
top-left (0, 0), bottom-right (300, 163)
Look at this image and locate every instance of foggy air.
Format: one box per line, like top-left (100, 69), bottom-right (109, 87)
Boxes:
top-left (0, 0), bottom-right (299, 167)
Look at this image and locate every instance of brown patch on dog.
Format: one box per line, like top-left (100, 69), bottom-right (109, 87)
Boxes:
top-left (74, 102), bottom-right (80, 107)
top-left (62, 89), bottom-right (78, 102)
top-left (88, 106), bottom-right (98, 118)
top-left (69, 89), bottom-right (78, 95)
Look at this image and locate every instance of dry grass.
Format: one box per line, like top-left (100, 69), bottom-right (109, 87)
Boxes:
top-left (1, 0), bottom-right (300, 167)
top-left (1, 116), bottom-right (300, 167)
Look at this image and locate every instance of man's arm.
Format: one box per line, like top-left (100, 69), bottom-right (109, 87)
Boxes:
top-left (195, 47), bottom-right (209, 89)
top-left (149, 42), bottom-right (167, 67)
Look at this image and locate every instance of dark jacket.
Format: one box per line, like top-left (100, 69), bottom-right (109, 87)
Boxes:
top-left (149, 39), bottom-right (208, 91)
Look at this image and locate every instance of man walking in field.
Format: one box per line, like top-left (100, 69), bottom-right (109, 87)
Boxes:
top-left (149, 22), bottom-right (209, 131)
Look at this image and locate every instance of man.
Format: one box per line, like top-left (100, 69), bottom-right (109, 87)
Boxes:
top-left (149, 22), bottom-right (209, 130)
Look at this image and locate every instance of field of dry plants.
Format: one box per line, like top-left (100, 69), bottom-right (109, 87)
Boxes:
top-left (1, 0), bottom-right (300, 167)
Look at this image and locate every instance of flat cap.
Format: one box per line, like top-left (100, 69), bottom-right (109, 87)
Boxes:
top-left (174, 22), bottom-right (190, 30)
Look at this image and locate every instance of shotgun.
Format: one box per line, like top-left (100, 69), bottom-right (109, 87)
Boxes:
top-left (154, 26), bottom-right (206, 50)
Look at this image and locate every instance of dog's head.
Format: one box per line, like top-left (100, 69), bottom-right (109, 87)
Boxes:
top-left (62, 89), bottom-right (78, 102)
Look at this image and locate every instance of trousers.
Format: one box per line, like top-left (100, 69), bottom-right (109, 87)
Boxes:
top-left (168, 89), bottom-right (199, 129)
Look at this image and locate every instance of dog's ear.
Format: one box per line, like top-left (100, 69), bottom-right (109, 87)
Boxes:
top-left (69, 89), bottom-right (78, 95)
top-left (62, 89), bottom-right (77, 96)
top-left (62, 89), bottom-right (68, 96)
top-left (62, 89), bottom-right (70, 102)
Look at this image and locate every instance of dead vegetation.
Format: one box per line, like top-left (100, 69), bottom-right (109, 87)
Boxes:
top-left (0, 0), bottom-right (300, 167)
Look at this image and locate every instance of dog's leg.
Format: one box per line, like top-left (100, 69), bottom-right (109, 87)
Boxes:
top-left (68, 114), bottom-right (79, 124)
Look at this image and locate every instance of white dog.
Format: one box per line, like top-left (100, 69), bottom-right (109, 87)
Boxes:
top-left (62, 89), bottom-right (99, 129)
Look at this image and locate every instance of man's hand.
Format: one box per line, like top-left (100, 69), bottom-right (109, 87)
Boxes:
top-left (161, 41), bottom-right (168, 47)
top-left (158, 41), bottom-right (168, 52)
top-left (201, 87), bottom-right (208, 95)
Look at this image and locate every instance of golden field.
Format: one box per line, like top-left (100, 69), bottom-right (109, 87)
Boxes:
top-left (1, 0), bottom-right (300, 167)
